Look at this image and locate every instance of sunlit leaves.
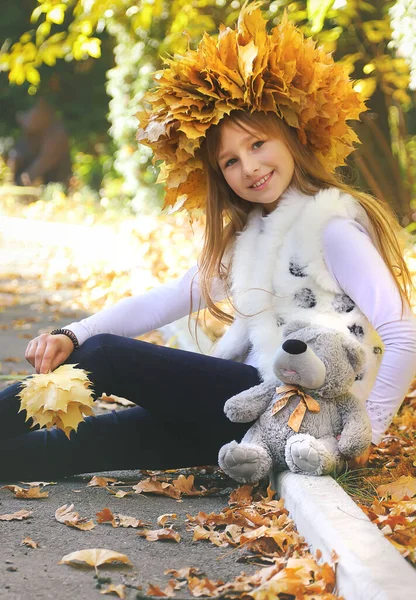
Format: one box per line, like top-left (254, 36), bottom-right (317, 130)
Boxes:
top-left (72, 35), bottom-right (102, 60)
top-left (307, 0), bottom-right (335, 33)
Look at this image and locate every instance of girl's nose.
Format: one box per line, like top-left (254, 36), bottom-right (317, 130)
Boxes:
top-left (243, 161), bottom-right (258, 177)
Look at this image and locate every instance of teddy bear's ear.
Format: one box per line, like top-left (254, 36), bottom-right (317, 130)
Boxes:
top-left (283, 321), bottom-right (310, 338)
top-left (344, 339), bottom-right (366, 372)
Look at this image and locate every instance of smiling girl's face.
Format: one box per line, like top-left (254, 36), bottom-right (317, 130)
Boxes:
top-left (217, 119), bottom-right (295, 213)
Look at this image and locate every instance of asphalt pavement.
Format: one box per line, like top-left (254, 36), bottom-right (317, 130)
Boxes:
top-left (0, 217), bottom-right (250, 600)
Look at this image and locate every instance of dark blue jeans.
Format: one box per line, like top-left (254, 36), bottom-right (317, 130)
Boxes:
top-left (0, 334), bottom-right (261, 480)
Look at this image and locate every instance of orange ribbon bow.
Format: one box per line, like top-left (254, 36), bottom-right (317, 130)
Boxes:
top-left (272, 384), bottom-right (320, 433)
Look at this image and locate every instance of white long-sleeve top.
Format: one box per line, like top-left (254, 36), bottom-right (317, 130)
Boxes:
top-left (65, 218), bottom-right (416, 444)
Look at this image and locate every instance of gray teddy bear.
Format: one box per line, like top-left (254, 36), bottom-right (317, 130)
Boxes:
top-left (218, 321), bottom-right (372, 483)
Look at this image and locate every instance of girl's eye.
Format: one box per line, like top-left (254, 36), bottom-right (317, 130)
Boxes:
top-left (253, 140), bottom-right (264, 149)
top-left (225, 158), bottom-right (237, 168)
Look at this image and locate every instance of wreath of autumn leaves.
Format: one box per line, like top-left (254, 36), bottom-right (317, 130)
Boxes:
top-left (136, 1), bottom-right (367, 212)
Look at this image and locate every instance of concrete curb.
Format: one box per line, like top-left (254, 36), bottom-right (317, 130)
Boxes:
top-left (272, 471), bottom-right (416, 600)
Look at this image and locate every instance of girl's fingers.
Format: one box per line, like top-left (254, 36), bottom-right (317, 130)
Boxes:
top-left (25, 334), bottom-right (75, 374)
top-left (49, 350), bottom-right (71, 373)
top-left (24, 340), bottom-right (34, 365)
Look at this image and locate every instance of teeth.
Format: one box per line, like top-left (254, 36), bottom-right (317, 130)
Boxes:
top-left (252, 172), bottom-right (271, 188)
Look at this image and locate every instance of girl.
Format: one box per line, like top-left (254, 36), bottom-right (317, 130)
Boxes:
top-left (1, 3), bottom-right (415, 481)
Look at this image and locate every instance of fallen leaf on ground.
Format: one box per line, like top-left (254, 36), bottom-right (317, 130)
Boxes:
top-left (157, 513), bottom-right (177, 527)
top-left (137, 528), bottom-right (181, 542)
top-left (2, 485), bottom-right (49, 499)
top-left (192, 525), bottom-right (228, 547)
top-left (165, 567), bottom-right (200, 579)
top-left (133, 478), bottom-right (181, 500)
top-left (377, 476), bottom-right (416, 501)
top-left (100, 584), bottom-right (126, 598)
top-left (58, 548), bottom-right (132, 573)
top-left (96, 508), bottom-right (117, 526)
top-left (55, 503), bottom-right (96, 530)
top-left (21, 537), bottom-right (39, 548)
top-left (171, 475), bottom-right (209, 496)
top-left (0, 510), bottom-right (33, 521)
top-left (118, 514), bottom-right (147, 528)
top-left (147, 583), bottom-right (176, 597)
top-left (188, 576), bottom-right (224, 597)
top-left (107, 487), bottom-right (134, 498)
top-left (88, 476), bottom-right (118, 487)
top-left (229, 484), bottom-right (254, 506)
top-left (96, 507), bottom-right (147, 528)
top-left (107, 489), bottom-right (133, 498)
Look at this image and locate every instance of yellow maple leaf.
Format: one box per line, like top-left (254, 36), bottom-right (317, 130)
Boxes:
top-left (18, 364), bottom-right (94, 438)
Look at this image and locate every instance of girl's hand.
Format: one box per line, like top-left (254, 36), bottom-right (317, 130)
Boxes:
top-left (25, 333), bottom-right (75, 374)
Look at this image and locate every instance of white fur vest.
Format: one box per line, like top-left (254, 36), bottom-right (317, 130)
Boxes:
top-left (212, 187), bottom-right (383, 399)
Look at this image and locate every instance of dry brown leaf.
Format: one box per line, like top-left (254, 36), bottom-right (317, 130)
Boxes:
top-left (157, 513), bottom-right (177, 527)
top-left (21, 537), bottom-right (39, 549)
top-left (229, 484), bottom-right (253, 506)
top-left (58, 548), bottom-right (132, 572)
top-left (171, 475), bottom-right (206, 496)
top-left (133, 478), bottom-right (181, 500)
top-left (96, 508), bottom-right (117, 526)
top-left (147, 583), bottom-right (176, 597)
top-left (100, 584), bottom-right (126, 598)
top-left (0, 510), bottom-right (33, 521)
top-left (165, 567), bottom-right (200, 579)
top-left (188, 576), bottom-right (224, 597)
top-left (137, 528), bottom-right (181, 543)
top-left (55, 503), bottom-right (96, 530)
top-left (390, 499), bottom-right (416, 516)
top-left (99, 393), bottom-right (135, 407)
top-left (107, 489), bottom-right (133, 498)
top-left (192, 525), bottom-right (228, 547)
top-left (96, 508), bottom-right (146, 528)
top-left (118, 514), bottom-right (147, 528)
top-left (377, 476), bottom-right (416, 501)
top-left (88, 476), bottom-right (118, 487)
top-left (2, 485), bottom-right (49, 499)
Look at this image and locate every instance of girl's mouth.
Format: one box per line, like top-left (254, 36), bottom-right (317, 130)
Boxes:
top-left (250, 171), bottom-right (274, 190)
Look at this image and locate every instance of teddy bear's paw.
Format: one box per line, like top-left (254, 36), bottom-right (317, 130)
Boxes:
top-left (285, 435), bottom-right (336, 476)
top-left (218, 441), bottom-right (272, 484)
top-left (224, 400), bottom-right (255, 423)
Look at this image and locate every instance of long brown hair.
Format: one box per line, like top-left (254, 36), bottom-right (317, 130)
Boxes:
top-left (197, 110), bottom-right (413, 324)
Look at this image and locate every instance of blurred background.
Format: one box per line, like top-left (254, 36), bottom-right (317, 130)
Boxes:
top-left (0, 0), bottom-right (416, 367)
top-left (1, 0), bottom-right (416, 217)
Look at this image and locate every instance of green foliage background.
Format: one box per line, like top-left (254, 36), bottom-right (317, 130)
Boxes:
top-left (1, 0), bottom-right (415, 220)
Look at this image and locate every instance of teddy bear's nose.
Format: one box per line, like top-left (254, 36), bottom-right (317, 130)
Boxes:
top-left (282, 339), bottom-right (307, 355)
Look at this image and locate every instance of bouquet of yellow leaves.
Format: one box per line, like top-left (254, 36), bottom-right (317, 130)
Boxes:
top-left (18, 364), bottom-right (94, 439)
